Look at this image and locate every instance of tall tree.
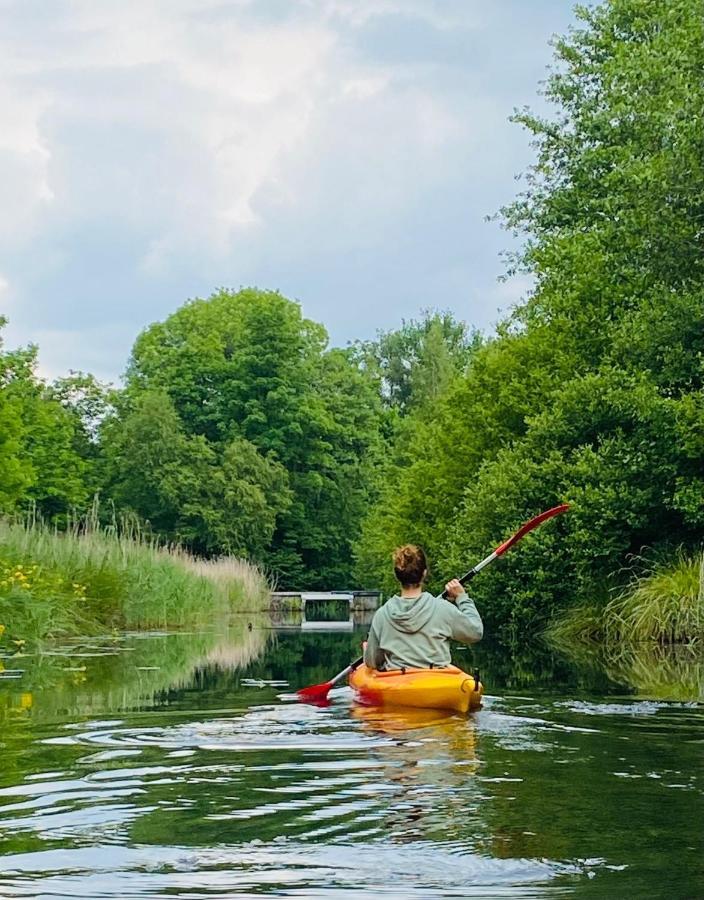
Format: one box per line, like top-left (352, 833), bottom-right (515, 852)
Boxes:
top-left (356, 0), bottom-right (704, 631)
top-left (103, 390), bottom-right (290, 557)
top-left (0, 323), bottom-right (94, 520)
top-left (357, 310), bottom-right (480, 416)
top-left (110, 289), bottom-right (383, 585)
top-left (0, 320), bottom-right (33, 511)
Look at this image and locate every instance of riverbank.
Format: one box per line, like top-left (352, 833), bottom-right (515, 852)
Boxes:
top-left (0, 519), bottom-right (269, 645)
top-left (546, 551), bottom-right (704, 647)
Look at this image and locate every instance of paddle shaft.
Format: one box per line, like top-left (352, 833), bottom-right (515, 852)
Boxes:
top-left (327, 661), bottom-right (361, 687)
top-left (441, 504), bottom-right (569, 598)
top-left (441, 549), bottom-right (496, 598)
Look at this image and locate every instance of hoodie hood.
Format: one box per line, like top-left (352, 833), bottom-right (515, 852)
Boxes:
top-left (383, 592), bottom-right (436, 634)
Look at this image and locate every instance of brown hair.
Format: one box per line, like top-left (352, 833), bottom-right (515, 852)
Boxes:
top-left (392, 544), bottom-right (427, 587)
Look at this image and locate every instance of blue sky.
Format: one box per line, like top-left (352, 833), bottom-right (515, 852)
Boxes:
top-left (0, 0), bottom-right (578, 383)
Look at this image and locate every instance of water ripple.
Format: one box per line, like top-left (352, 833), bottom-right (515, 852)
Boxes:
top-left (2, 630), bottom-right (704, 898)
top-left (0, 841), bottom-right (599, 898)
top-left (43, 704), bottom-right (392, 753)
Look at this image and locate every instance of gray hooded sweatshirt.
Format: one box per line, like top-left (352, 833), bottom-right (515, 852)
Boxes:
top-left (363, 591), bottom-right (483, 671)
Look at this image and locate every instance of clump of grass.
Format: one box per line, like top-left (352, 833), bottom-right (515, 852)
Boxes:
top-left (0, 515), bottom-right (269, 645)
top-left (184, 556), bottom-right (270, 609)
top-left (604, 551), bottom-right (703, 644)
top-left (546, 550), bottom-right (704, 647)
top-left (544, 603), bottom-right (604, 644)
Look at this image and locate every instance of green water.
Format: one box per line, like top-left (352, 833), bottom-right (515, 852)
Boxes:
top-left (0, 619), bottom-right (702, 898)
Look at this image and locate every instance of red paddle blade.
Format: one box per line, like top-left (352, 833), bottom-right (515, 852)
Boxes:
top-left (495, 503), bottom-right (570, 556)
top-left (297, 680), bottom-right (333, 702)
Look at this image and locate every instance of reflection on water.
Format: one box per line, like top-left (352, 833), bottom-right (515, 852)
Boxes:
top-left (550, 638), bottom-right (704, 702)
top-left (351, 704), bottom-right (463, 733)
top-left (0, 621), bottom-right (702, 898)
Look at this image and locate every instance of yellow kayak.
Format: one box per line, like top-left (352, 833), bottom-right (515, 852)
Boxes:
top-left (349, 663), bottom-right (483, 714)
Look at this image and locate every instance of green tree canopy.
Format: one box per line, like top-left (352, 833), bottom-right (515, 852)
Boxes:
top-left (103, 390), bottom-right (290, 557)
top-left (356, 310), bottom-right (481, 417)
top-left (107, 289), bottom-right (383, 585)
top-left (356, 0), bottom-right (704, 632)
top-left (0, 322), bottom-right (94, 520)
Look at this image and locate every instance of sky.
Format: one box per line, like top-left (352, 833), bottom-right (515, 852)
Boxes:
top-left (0, 0), bottom-right (578, 384)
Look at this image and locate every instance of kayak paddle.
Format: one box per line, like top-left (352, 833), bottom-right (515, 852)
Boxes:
top-left (441, 502), bottom-right (570, 597)
top-left (296, 503), bottom-right (569, 703)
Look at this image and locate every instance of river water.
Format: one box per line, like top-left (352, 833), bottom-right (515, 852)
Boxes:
top-left (0, 611), bottom-right (702, 899)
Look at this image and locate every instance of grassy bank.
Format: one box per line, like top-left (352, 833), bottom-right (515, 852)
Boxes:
top-left (0, 518), bottom-right (269, 645)
top-left (546, 551), bottom-right (704, 646)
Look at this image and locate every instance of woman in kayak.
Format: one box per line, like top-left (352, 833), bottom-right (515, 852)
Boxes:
top-left (364, 544), bottom-right (483, 671)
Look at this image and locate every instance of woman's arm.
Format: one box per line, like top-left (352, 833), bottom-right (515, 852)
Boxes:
top-left (443, 578), bottom-right (483, 643)
top-left (451, 594), bottom-right (484, 643)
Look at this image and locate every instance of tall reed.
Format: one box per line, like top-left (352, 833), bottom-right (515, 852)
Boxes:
top-left (604, 551), bottom-right (703, 644)
top-left (0, 514), bottom-right (269, 644)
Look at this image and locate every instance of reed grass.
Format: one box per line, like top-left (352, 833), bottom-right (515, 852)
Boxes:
top-left (0, 513), bottom-right (270, 645)
top-left (604, 551), bottom-right (704, 644)
top-left (544, 603), bottom-right (604, 644)
top-left (546, 550), bottom-right (704, 647)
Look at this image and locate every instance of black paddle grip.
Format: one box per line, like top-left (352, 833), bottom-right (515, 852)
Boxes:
top-left (441, 566), bottom-right (479, 600)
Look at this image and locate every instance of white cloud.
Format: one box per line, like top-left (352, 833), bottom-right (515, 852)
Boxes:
top-left (0, 0), bottom-right (486, 263)
top-left (318, 0), bottom-right (480, 30)
top-left (0, 1), bottom-right (338, 254)
top-left (0, 82), bottom-right (53, 243)
top-left (342, 75), bottom-right (389, 100)
top-left (0, 0), bottom-right (575, 379)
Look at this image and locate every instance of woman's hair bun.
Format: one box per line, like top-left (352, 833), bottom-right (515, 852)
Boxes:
top-left (392, 544), bottom-right (427, 587)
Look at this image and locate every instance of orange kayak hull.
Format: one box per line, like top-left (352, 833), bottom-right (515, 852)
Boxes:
top-left (349, 664), bottom-right (483, 714)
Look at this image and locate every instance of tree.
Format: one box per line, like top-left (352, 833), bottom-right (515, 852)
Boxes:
top-left (0, 320), bottom-right (33, 511)
top-left (356, 0), bottom-right (704, 633)
top-left (103, 390), bottom-right (291, 557)
top-left (50, 372), bottom-right (115, 444)
top-left (111, 289), bottom-right (384, 585)
top-left (356, 310), bottom-right (481, 416)
top-left (0, 323), bottom-right (93, 520)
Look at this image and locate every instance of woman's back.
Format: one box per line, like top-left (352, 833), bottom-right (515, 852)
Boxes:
top-left (364, 589), bottom-right (483, 671)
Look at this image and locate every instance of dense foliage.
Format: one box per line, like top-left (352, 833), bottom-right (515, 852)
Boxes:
top-left (1, 0), bottom-right (703, 635)
top-left (100, 288), bottom-right (385, 587)
top-left (0, 322), bottom-right (100, 520)
top-left (355, 0), bottom-right (704, 634)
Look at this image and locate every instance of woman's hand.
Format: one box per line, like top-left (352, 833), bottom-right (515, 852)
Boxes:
top-left (444, 579), bottom-right (465, 601)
